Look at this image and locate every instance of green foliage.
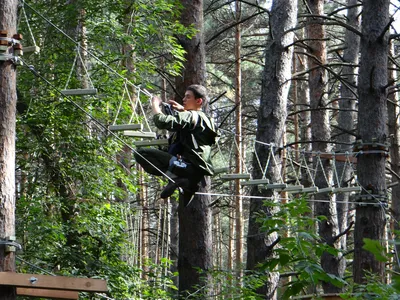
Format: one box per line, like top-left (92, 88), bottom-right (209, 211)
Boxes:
top-left (362, 238), bottom-right (389, 263)
top-left (15, 0), bottom-right (191, 298)
top-left (255, 198), bottom-right (346, 298)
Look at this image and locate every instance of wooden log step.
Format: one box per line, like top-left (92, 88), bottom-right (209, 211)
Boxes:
top-left (240, 179), bottom-right (269, 186)
top-left (334, 186), bottom-right (362, 193)
top-left (23, 45), bottom-right (41, 54)
top-left (123, 131), bottom-right (156, 138)
top-left (220, 173), bottom-right (251, 180)
top-left (61, 88), bottom-right (98, 96)
top-left (134, 139), bottom-right (169, 147)
top-left (109, 124), bottom-right (143, 131)
top-left (301, 187), bottom-right (319, 193)
top-left (266, 183), bottom-right (287, 190)
top-left (283, 185), bottom-right (304, 193)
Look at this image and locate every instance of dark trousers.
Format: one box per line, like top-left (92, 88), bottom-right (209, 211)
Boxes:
top-left (133, 148), bottom-right (204, 190)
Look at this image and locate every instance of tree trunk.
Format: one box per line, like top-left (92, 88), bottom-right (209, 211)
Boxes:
top-left (175, 0), bottom-right (206, 103)
top-left (305, 0), bottom-right (344, 293)
top-left (335, 0), bottom-right (360, 251)
top-left (0, 0), bottom-right (18, 298)
top-left (246, 1), bottom-right (297, 298)
top-left (388, 42), bottom-right (400, 271)
top-left (354, 0), bottom-right (390, 284)
top-left (176, 0), bottom-right (212, 297)
top-left (234, 0), bottom-right (243, 281)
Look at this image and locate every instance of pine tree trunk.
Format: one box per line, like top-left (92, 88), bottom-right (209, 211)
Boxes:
top-left (176, 0), bottom-right (212, 297)
top-left (388, 42), bottom-right (400, 271)
top-left (246, 1), bottom-right (297, 298)
top-left (305, 0), bottom-right (344, 292)
top-left (335, 0), bottom-right (360, 251)
top-left (0, 0), bottom-right (18, 298)
top-left (354, 0), bottom-right (390, 283)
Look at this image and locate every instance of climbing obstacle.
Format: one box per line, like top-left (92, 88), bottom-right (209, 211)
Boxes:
top-left (219, 140), bottom-right (363, 196)
top-left (0, 272), bottom-right (107, 299)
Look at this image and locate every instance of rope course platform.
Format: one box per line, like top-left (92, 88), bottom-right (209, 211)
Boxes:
top-left (0, 272), bottom-right (107, 299)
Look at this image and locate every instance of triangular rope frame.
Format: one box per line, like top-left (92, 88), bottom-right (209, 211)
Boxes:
top-left (62, 46), bottom-right (97, 96)
top-left (18, 2), bottom-right (40, 54)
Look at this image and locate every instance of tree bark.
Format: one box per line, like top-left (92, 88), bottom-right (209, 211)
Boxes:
top-left (0, 0), bottom-right (18, 298)
top-left (246, 0), bottom-right (297, 298)
top-left (234, 0), bottom-right (244, 281)
top-left (306, 0), bottom-right (344, 293)
top-left (354, 0), bottom-right (390, 284)
top-left (176, 0), bottom-right (212, 297)
top-left (388, 42), bottom-right (400, 271)
top-left (335, 0), bottom-right (360, 252)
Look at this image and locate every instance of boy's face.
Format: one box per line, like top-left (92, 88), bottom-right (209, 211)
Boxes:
top-left (183, 90), bottom-right (202, 111)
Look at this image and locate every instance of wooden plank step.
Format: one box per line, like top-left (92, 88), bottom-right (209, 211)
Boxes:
top-left (109, 124), bottom-right (143, 131)
top-left (301, 187), bottom-right (319, 193)
top-left (266, 183), bottom-right (287, 190)
top-left (317, 187), bottom-right (334, 194)
top-left (283, 185), bottom-right (304, 193)
top-left (134, 139), bottom-right (169, 147)
top-left (61, 88), bottom-right (98, 96)
top-left (123, 131), bottom-right (156, 138)
top-left (220, 173), bottom-right (251, 180)
top-left (240, 179), bottom-right (269, 186)
top-left (23, 45), bottom-right (40, 54)
top-left (334, 186), bottom-right (362, 193)
top-left (17, 288), bottom-right (79, 299)
top-left (0, 272), bottom-right (107, 292)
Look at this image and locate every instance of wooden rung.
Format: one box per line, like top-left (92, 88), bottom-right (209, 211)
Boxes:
top-left (61, 88), bottom-right (98, 96)
top-left (17, 288), bottom-right (79, 299)
top-left (0, 272), bottom-right (107, 292)
top-left (317, 187), bottom-right (335, 193)
top-left (266, 183), bottom-right (287, 190)
top-left (240, 179), bottom-right (269, 186)
top-left (214, 167), bottom-right (229, 174)
top-left (302, 187), bottom-right (319, 193)
top-left (23, 45), bottom-right (40, 54)
top-left (109, 124), bottom-right (143, 131)
top-left (334, 186), bottom-right (362, 193)
top-left (134, 139), bottom-right (169, 147)
top-left (123, 131), bottom-right (156, 138)
top-left (220, 173), bottom-right (251, 180)
top-left (283, 185), bottom-right (304, 192)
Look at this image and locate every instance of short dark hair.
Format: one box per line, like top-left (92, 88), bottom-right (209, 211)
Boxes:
top-left (186, 84), bottom-right (208, 101)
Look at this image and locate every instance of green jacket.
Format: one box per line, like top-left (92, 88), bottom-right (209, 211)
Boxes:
top-left (153, 110), bottom-right (219, 176)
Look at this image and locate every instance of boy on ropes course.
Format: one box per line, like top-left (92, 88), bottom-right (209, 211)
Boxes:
top-left (134, 84), bottom-right (219, 199)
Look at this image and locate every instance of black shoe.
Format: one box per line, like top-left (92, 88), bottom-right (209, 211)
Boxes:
top-left (160, 178), bottom-right (191, 198)
top-left (160, 181), bottom-right (178, 198)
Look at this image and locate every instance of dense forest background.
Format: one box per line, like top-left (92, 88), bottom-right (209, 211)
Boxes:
top-left (1, 0), bottom-right (400, 299)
